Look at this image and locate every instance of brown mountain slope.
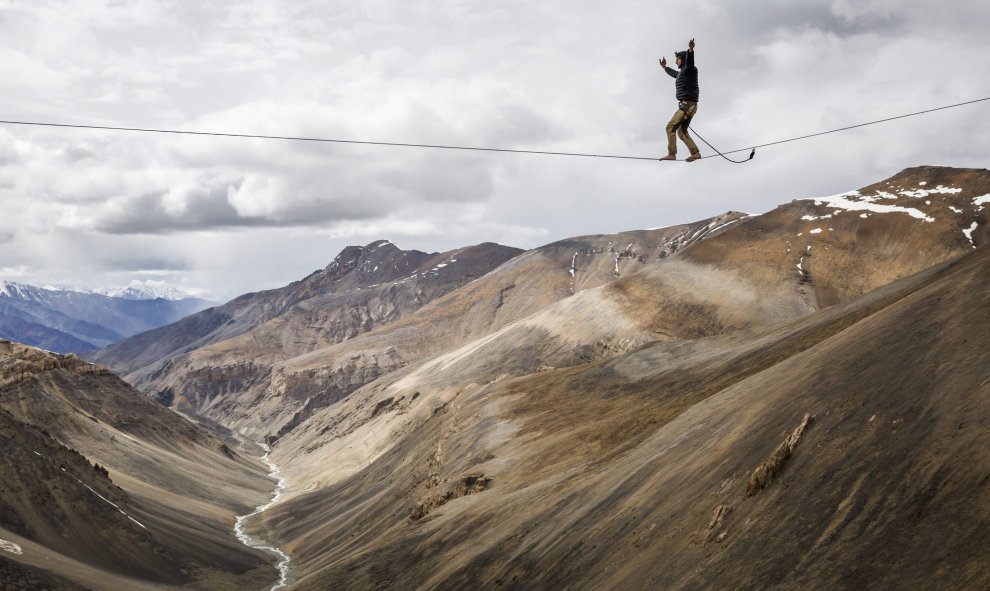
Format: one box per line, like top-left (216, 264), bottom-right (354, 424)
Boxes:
top-left (88, 240), bottom-right (523, 385)
top-left (678, 165), bottom-right (990, 308)
top-left (0, 340), bottom-right (279, 590)
top-left (92, 167), bottom-right (988, 453)
top-left (262, 231), bottom-right (990, 590)
top-left (88, 241), bottom-right (523, 427)
top-left (101, 214), bottom-right (743, 441)
top-left (0, 406), bottom-right (184, 584)
top-left (265, 166), bottom-right (987, 491)
top-left (36, 165), bottom-right (986, 589)
top-left (254, 166), bottom-right (988, 449)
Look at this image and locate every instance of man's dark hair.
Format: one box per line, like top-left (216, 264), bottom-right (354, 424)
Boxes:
top-left (674, 51), bottom-right (687, 60)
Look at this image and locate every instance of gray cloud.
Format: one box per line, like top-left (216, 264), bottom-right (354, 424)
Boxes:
top-left (0, 132), bottom-right (20, 167)
top-left (60, 144), bottom-right (97, 163)
top-left (96, 185), bottom-right (265, 234)
top-left (105, 255), bottom-right (190, 272)
top-left (0, 0), bottom-right (987, 298)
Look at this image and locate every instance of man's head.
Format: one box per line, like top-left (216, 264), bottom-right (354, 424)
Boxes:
top-left (675, 50), bottom-right (687, 67)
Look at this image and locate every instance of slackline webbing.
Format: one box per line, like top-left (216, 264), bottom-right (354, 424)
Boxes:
top-left (0, 96), bottom-right (986, 163)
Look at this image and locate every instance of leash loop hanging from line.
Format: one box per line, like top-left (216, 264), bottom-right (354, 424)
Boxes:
top-left (687, 125), bottom-right (755, 164)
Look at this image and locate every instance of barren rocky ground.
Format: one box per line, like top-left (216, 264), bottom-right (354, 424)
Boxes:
top-left (4, 166), bottom-right (989, 590)
top-left (0, 340), bottom-right (277, 590)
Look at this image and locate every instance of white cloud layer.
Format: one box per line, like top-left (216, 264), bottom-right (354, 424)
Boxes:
top-left (0, 0), bottom-right (988, 299)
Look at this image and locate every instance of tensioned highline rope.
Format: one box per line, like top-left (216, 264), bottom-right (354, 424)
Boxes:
top-left (0, 96), bottom-right (987, 162)
top-left (0, 119), bottom-right (657, 162)
top-left (693, 95), bottom-right (990, 161)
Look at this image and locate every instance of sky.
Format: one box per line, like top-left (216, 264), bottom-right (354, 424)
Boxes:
top-left (1, 0), bottom-right (988, 301)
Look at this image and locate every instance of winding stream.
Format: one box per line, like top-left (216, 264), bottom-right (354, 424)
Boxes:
top-left (234, 444), bottom-right (291, 591)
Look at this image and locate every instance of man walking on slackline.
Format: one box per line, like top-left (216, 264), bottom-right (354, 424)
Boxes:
top-left (659, 38), bottom-right (701, 162)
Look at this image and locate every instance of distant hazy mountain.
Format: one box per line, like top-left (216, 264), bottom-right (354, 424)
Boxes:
top-left (0, 281), bottom-right (215, 354)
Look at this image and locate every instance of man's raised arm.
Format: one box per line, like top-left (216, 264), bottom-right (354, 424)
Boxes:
top-left (660, 57), bottom-right (678, 78)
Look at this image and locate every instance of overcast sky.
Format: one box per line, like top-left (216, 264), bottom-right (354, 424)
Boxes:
top-left (1, 0), bottom-right (988, 300)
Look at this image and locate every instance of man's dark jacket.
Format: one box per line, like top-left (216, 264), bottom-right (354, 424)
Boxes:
top-left (664, 50), bottom-right (699, 102)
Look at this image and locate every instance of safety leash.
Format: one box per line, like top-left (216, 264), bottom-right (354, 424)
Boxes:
top-left (688, 125), bottom-right (755, 164)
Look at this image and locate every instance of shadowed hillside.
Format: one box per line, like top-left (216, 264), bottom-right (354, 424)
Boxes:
top-left (0, 340), bottom-right (279, 590)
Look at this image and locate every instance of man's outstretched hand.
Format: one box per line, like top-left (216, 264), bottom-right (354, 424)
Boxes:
top-left (660, 57), bottom-right (667, 67)
top-left (688, 38), bottom-right (695, 51)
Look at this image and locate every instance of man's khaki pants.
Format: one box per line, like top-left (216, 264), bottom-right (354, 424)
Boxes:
top-left (666, 100), bottom-right (699, 156)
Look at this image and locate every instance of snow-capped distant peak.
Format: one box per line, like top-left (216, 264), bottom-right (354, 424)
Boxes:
top-left (2, 280), bottom-right (199, 302)
top-left (0, 280), bottom-right (52, 303)
top-left (95, 284), bottom-right (193, 301)
top-left (0, 281), bottom-right (20, 297)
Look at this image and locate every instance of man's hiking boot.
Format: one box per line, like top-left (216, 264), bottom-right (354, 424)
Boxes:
top-left (659, 154), bottom-right (676, 161)
top-left (685, 152), bottom-right (701, 162)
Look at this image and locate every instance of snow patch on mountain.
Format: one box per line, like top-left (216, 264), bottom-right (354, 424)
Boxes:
top-left (963, 222), bottom-right (979, 248)
top-left (896, 185), bottom-right (962, 199)
top-left (54, 464), bottom-right (146, 529)
top-left (0, 538), bottom-right (22, 555)
top-left (706, 219), bottom-right (741, 235)
top-left (809, 191), bottom-right (935, 223)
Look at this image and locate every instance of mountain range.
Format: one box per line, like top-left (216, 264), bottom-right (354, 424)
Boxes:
top-left (0, 282), bottom-right (214, 354)
top-left (3, 165), bottom-right (989, 590)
